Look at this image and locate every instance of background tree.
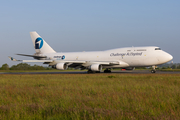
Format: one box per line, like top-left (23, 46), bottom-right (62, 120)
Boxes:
top-left (10, 63), bottom-right (47, 70)
top-left (1, 63), bottom-right (9, 70)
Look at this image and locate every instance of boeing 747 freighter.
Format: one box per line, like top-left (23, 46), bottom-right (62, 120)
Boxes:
top-left (9, 32), bottom-right (173, 73)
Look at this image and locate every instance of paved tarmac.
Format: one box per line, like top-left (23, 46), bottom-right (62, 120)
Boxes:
top-left (0, 70), bottom-right (180, 74)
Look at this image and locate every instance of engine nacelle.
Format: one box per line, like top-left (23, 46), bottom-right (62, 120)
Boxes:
top-left (56, 63), bottom-right (68, 70)
top-left (122, 67), bottom-right (135, 70)
top-left (90, 64), bottom-right (102, 71)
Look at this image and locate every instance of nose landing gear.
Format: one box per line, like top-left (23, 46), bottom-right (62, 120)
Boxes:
top-left (151, 66), bottom-right (156, 73)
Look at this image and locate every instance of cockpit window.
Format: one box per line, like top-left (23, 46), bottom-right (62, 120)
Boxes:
top-left (155, 48), bottom-right (161, 50)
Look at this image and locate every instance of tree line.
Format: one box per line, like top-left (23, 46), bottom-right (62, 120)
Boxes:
top-left (0, 63), bottom-right (52, 70)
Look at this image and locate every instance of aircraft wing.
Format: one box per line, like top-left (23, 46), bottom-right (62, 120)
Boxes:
top-left (9, 56), bottom-right (129, 68)
top-left (9, 56), bottom-right (126, 65)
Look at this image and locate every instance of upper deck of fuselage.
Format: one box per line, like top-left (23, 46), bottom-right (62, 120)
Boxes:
top-left (44, 46), bottom-right (162, 57)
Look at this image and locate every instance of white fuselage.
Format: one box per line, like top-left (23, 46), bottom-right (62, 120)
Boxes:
top-left (43, 46), bottom-right (173, 68)
top-left (10, 32), bottom-right (173, 72)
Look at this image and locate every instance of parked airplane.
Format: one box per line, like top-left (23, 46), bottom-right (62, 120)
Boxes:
top-left (9, 31), bottom-right (173, 73)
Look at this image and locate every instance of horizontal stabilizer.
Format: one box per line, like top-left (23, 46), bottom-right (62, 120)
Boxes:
top-left (8, 56), bottom-right (53, 63)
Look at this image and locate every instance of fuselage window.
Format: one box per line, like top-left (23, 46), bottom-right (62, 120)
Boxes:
top-left (155, 48), bottom-right (161, 50)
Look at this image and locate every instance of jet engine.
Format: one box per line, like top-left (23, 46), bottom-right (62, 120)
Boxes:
top-left (90, 64), bottom-right (102, 71)
top-left (56, 63), bottom-right (68, 70)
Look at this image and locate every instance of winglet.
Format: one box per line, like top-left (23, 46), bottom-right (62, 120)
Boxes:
top-left (8, 57), bottom-right (21, 61)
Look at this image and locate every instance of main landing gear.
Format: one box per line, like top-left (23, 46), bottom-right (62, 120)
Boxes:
top-left (151, 66), bottom-right (156, 73)
top-left (104, 69), bottom-right (111, 73)
top-left (87, 70), bottom-right (100, 73)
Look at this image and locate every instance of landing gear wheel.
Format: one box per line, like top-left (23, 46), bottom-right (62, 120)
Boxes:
top-left (96, 71), bottom-right (100, 73)
top-left (151, 66), bottom-right (156, 73)
top-left (87, 70), bottom-right (96, 73)
top-left (87, 70), bottom-right (93, 73)
top-left (104, 69), bottom-right (111, 73)
top-left (151, 70), bottom-right (156, 73)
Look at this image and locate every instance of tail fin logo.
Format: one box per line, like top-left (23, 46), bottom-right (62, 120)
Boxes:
top-left (35, 37), bottom-right (44, 49)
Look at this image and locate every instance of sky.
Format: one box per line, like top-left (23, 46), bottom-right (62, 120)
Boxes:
top-left (0, 0), bottom-right (180, 67)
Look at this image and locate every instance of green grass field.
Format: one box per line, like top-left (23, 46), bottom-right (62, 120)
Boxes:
top-left (0, 69), bottom-right (86, 73)
top-left (0, 74), bottom-right (180, 119)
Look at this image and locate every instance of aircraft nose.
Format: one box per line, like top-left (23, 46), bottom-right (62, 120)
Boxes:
top-left (163, 52), bottom-right (173, 63)
top-left (156, 52), bottom-right (173, 64)
top-left (167, 54), bottom-right (173, 61)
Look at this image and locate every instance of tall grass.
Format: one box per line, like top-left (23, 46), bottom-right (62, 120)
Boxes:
top-left (0, 74), bottom-right (180, 119)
